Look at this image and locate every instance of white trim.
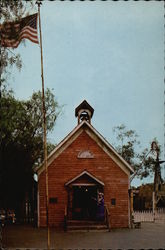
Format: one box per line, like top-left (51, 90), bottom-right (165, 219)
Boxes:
top-left (65, 170), bottom-right (105, 186)
top-left (72, 183), bottom-right (96, 186)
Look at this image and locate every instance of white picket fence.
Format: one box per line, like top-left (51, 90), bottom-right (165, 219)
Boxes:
top-left (133, 208), bottom-right (165, 223)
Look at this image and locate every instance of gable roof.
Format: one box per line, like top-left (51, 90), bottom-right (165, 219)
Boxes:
top-left (65, 170), bottom-right (105, 186)
top-left (36, 121), bottom-right (134, 176)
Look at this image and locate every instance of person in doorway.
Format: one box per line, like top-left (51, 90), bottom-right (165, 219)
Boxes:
top-left (90, 194), bottom-right (97, 220)
top-left (96, 192), bottom-right (105, 221)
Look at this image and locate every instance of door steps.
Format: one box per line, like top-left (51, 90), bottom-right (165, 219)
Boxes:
top-left (66, 220), bottom-right (109, 232)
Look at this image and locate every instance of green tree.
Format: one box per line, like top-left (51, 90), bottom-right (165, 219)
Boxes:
top-left (0, 0), bottom-right (35, 85)
top-left (0, 87), bottom-right (60, 217)
top-left (112, 124), bottom-right (162, 182)
top-left (113, 124), bottom-right (140, 165)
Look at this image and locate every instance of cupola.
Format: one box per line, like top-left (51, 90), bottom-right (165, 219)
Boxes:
top-left (75, 100), bottom-right (94, 124)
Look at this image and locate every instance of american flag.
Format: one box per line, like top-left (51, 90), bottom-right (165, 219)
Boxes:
top-left (0, 13), bottom-right (39, 48)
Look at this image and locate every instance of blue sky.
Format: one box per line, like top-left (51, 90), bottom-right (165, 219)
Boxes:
top-left (9, 1), bottom-right (164, 186)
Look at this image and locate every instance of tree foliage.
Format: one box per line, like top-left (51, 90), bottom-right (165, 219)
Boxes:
top-left (0, 1), bottom-right (61, 217)
top-left (112, 124), bottom-right (162, 182)
top-left (113, 124), bottom-right (140, 165)
top-left (0, 87), bottom-right (60, 212)
top-left (0, 0), bottom-right (35, 84)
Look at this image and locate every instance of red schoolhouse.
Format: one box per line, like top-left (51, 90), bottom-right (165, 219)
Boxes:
top-left (36, 100), bottom-right (134, 230)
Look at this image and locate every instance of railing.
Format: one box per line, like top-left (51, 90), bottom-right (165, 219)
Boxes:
top-left (104, 204), bottom-right (110, 231)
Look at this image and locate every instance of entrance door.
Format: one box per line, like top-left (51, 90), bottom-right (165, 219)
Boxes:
top-left (72, 186), bottom-right (97, 220)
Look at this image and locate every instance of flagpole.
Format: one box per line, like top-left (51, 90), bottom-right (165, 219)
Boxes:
top-left (36, 1), bottom-right (50, 249)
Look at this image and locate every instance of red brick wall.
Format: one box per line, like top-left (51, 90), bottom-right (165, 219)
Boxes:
top-left (38, 130), bottom-right (130, 228)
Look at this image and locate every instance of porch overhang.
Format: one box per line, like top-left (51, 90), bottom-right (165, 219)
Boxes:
top-left (65, 170), bottom-right (105, 187)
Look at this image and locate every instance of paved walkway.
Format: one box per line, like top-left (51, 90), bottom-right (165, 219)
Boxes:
top-left (2, 222), bottom-right (165, 249)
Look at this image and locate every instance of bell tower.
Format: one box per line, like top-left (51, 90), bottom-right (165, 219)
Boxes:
top-left (75, 100), bottom-right (94, 124)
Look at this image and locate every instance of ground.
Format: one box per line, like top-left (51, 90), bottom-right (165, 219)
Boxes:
top-left (2, 222), bottom-right (165, 249)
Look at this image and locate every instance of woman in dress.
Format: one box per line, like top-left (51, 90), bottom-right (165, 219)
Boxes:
top-left (96, 192), bottom-right (104, 221)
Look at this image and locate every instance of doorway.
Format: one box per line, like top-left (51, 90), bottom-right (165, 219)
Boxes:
top-left (65, 170), bottom-right (105, 221)
top-left (72, 185), bottom-right (98, 220)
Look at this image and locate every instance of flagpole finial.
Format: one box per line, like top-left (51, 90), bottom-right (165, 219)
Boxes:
top-left (36, 0), bottom-right (42, 7)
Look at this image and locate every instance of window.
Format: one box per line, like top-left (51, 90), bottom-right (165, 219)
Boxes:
top-left (49, 197), bottom-right (58, 204)
top-left (111, 198), bottom-right (116, 206)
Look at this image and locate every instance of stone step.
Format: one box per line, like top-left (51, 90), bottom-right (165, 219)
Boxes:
top-left (67, 219), bottom-right (106, 225)
top-left (66, 220), bottom-right (109, 231)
